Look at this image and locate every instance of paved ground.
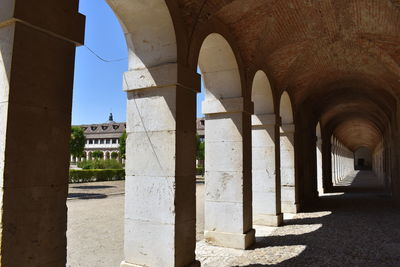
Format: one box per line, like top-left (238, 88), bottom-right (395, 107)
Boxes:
top-left (67, 171), bottom-right (400, 266)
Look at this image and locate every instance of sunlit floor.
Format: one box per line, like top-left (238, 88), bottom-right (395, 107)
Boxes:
top-left (67, 171), bottom-right (400, 266)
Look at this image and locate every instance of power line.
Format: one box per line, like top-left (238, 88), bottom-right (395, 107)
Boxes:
top-left (83, 45), bottom-right (127, 63)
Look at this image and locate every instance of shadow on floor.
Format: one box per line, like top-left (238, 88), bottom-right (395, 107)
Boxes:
top-left (68, 193), bottom-right (108, 199)
top-left (71, 185), bottom-right (115, 190)
top-left (236, 171), bottom-right (400, 266)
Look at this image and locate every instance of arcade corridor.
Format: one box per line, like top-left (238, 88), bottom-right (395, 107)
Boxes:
top-left (2, 1), bottom-right (400, 266)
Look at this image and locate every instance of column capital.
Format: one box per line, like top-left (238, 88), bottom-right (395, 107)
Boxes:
top-left (0, 1), bottom-right (85, 45)
top-left (202, 97), bottom-right (253, 115)
top-left (251, 113), bottom-right (276, 127)
top-left (123, 63), bottom-right (201, 93)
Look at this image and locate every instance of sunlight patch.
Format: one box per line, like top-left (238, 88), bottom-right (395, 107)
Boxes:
top-left (196, 241), bottom-right (307, 267)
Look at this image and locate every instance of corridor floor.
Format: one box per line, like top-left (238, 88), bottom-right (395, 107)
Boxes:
top-left (67, 171), bottom-right (400, 266)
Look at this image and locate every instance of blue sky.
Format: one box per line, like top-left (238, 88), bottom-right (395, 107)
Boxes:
top-left (72, 0), bottom-right (204, 125)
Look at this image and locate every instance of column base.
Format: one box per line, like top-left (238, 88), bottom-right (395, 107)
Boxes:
top-left (121, 260), bottom-right (200, 267)
top-left (253, 213), bottom-right (283, 227)
top-left (204, 228), bottom-right (255, 249)
top-left (281, 202), bottom-right (299, 214)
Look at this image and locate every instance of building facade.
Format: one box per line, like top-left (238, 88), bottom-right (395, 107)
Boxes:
top-left (71, 114), bottom-right (126, 162)
top-left (72, 115), bottom-right (204, 162)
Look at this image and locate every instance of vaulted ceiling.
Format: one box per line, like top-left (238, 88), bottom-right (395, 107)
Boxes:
top-left (176, 0), bottom-right (400, 150)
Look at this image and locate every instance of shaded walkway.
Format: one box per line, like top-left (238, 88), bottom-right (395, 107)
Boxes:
top-left (197, 171), bottom-right (400, 266)
top-left (334, 170), bottom-right (385, 191)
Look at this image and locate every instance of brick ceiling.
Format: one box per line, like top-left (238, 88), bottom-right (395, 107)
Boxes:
top-left (176, 0), bottom-right (400, 150)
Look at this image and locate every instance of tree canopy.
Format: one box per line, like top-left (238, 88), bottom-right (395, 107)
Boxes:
top-left (119, 131), bottom-right (127, 159)
top-left (196, 134), bottom-right (204, 161)
top-left (70, 127), bottom-right (86, 158)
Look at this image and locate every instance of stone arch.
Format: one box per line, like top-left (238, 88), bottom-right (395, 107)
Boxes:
top-left (279, 91), bottom-right (298, 213)
top-left (252, 70), bottom-right (274, 114)
top-left (199, 33), bottom-right (242, 101)
top-left (251, 70), bottom-right (282, 226)
top-left (198, 33), bottom-right (255, 249)
top-left (106, 0), bottom-right (178, 70)
top-left (100, 3), bottom-right (201, 267)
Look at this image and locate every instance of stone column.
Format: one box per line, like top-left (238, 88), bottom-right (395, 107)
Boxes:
top-left (121, 63), bottom-right (200, 267)
top-left (0, 2), bottom-right (84, 265)
top-left (316, 136), bottom-right (323, 194)
top-left (338, 142), bottom-right (341, 181)
top-left (322, 137), bottom-right (333, 192)
top-left (331, 145), bottom-right (334, 185)
top-left (333, 140), bottom-right (336, 184)
top-left (280, 124), bottom-right (298, 213)
top-left (252, 114), bottom-right (282, 226)
top-left (203, 97), bottom-right (255, 249)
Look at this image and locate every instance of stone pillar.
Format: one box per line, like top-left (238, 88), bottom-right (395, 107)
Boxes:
top-left (332, 139), bottom-right (337, 185)
top-left (280, 124), bottom-right (298, 213)
top-left (121, 63), bottom-right (200, 267)
top-left (0, 2), bottom-right (84, 265)
top-left (316, 137), bottom-right (323, 194)
top-left (252, 114), bottom-right (282, 226)
top-left (338, 142), bottom-right (341, 181)
top-left (322, 136), bottom-right (333, 192)
top-left (203, 97), bottom-right (255, 249)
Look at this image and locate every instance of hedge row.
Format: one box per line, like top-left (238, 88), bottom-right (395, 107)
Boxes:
top-left (77, 159), bottom-right (123, 170)
top-left (69, 169), bottom-right (125, 183)
top-left (196, 167), bottom-right (204, 175)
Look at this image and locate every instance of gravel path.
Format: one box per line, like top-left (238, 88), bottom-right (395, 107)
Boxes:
top-left (68, 171), bottom-right (400, 267)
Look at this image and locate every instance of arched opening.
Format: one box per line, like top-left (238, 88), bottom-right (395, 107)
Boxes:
top-left (251, 70), bottom-right (282, 226)
top-left (355, 146), bottom-right (372, 170)
top-left (279, 92), bottom-right (298, 213)
top-left (67, 1), bottom-right (128, 266)
top-left (198, 33), bottom-right (255, 249)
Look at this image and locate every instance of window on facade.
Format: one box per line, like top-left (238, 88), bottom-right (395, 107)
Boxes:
top-left (106, 139), bottom-right (110, 144)
top-left (100, 139), bottom-right (104, 144)
top-left (112, 138), bottom-right (117, 144)
top-left (89, 139), bottom-right (93, 144)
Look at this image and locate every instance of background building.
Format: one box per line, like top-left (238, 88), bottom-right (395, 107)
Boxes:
top-left (72, 113), bottom-right (126, 162)
top-left (72, 115), bottom-right (205, 162)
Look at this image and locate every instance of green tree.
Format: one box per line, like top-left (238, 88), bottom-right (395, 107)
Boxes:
top-left (70, 127), bottom-right (86, 158)
top-left (196, 134), bottom-right (205, 162)
top-left (119, 131), bottom-right (127, 159)
top-left (92, 150), bottom-right (104, 160)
